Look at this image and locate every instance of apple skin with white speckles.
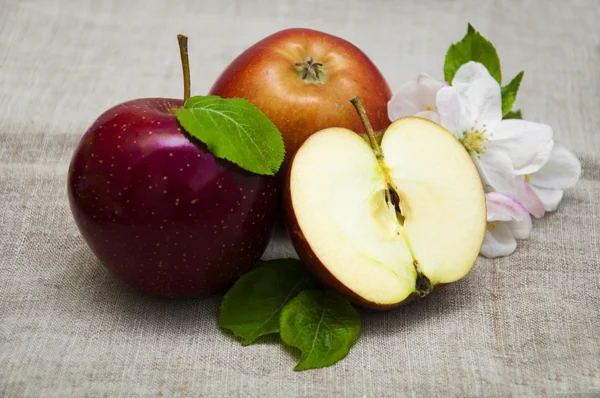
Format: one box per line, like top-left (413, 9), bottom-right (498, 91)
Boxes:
top-left (68, 98), bottom-right (280, 298)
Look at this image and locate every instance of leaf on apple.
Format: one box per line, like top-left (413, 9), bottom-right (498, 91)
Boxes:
top-left (444, 23), bottom-right (502, 85)
top-left (501, 71), bottom-right (524, 117)
top-left (280, 290), bottom-right (361, 371)
top-left (219, 259), bottom-right (320, 345)
top-left (176, 96), bottom-right (285, 175)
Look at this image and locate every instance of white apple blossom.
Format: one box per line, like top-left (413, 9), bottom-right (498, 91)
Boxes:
top-left (435, 62), bottom-right (554, 216)
top-left (387, 73), bottom-right (445, 123)
top-left (524, 143), bottom-right (581, 211)
top-left (388, 61), bottom-right (582, 257)
top-left (482, 192), bottom-right (532, 258)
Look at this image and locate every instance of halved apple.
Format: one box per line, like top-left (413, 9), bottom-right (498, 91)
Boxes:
top-left (284, 98), bottom-right (486, 309)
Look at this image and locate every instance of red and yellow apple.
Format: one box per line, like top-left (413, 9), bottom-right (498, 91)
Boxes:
top-left (210, 28), bottom-right (392, 158)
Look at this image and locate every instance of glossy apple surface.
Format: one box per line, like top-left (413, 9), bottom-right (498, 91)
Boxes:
top-left (68, 98), bottom-right (279, 298)
top-left (209, 28), bottom-right (392, 158)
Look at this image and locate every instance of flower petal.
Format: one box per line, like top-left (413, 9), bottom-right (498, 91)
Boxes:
top-left (529, 143), bottom-right (582, 190)
top-left (489, 120), bottom-right (554, 175)
top-left (416, 73), bottom-right (444, 111)
top-left (506, 209), bottom-right (532, 240)
top-left (417, 72), bottom-right (445, 90)
top-left (452, 61), bottom-right (503, 130)
top-left (486, 192), bottom-right (527, 222)
top-left (529, 185), bottom-right (564, 212)
top-left (473, 150), bottom-right (517, 194)
top-left (511, 178), bottom-right (545, 218)
top-left (436, 86), bottom-right (464, 139)
top-left (388, 81), bottom-right (422, 121)
top-left (388, 74), bottom-right (445, 122)
top-left (480, 222), bottom-right (517, 258)
top-left (415, 110), bottom-right (441, 124)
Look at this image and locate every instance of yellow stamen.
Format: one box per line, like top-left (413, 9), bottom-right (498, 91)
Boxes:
top-left (460, 126), bottom-right (490, 154)
top-left (525, 174), bottom-right (531, 182)
top-left (488, 222), bottom-right (497, 229)
top-left (425, 105), bottom-right (432, 111)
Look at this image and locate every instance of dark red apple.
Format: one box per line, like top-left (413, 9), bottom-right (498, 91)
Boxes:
top-left (209, 28), bottom-right (392, 158)
top-left (68, 36), bottom-right (280, 298)
top-left (68, 98), bottom-right (279, 298)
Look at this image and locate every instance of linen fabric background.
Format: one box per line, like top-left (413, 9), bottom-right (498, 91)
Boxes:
top-left (1, 0), bottom-right (599, 396)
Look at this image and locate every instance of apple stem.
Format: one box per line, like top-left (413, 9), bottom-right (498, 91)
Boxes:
top-left (350, 97), bottom-right (382, 160)
top-left (351, 95), bottom-right (408, 231)
top-left (177, 34), bottom-right (191, 102)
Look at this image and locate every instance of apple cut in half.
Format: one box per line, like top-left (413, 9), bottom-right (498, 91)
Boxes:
top-left (284, 101), bottom-right (486, 309)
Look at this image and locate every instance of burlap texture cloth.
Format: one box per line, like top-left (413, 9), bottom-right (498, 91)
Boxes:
top-left (1, 0), bottom-right (599, 396)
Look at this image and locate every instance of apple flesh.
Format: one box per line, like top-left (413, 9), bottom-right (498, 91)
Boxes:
top-left (284, 117), bottom-right (487, 309)
top-left (68, 98), bottom-right (279, 298)
top-left (209, 28), bottom-right (392, 158)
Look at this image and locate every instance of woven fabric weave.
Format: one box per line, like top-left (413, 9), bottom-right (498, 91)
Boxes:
top-left (1, 0), bottom-right (599, 395)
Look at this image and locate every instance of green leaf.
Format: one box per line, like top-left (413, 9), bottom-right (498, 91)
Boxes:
top-left (501, 71), bottom-right (524, 116)
top-left (503, 109), bottom-right (523, 119)
top-left (280, 290), bottom-right (361, 371)
top-left (444, 23), bottom-right (502, 84)
top-left (219, 259), bottom-right (320, 345)
top-left (176, 95), bottom-right (285, 175)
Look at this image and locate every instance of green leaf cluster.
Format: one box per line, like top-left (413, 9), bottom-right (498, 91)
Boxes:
top-left (444, 24), bottom-right (523, 119)
top-left (219, 259), bottom-right (361, 371)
